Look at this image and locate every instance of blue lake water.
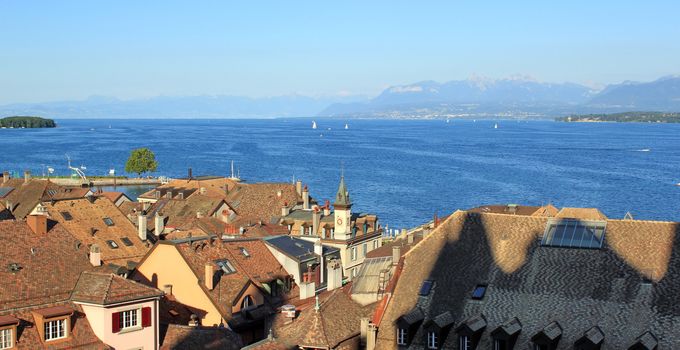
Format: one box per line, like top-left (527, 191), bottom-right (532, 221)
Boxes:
top-left (2, 118), bottom-right (680, 229)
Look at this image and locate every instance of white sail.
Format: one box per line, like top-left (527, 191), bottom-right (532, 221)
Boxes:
top-left (344, 123), bottom-right (349, 129)
top-left (312, 121), bottom-right (317, 129)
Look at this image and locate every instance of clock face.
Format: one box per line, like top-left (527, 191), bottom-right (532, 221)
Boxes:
top-left (337, 218), bottom-right (343, 225)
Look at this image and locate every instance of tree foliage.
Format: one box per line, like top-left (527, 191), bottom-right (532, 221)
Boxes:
top-left (125, 148), bottom-right (158, 176)
top-left (0, 116), bottom-right (56, 128)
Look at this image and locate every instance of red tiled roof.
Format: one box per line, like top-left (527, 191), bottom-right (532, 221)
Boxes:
top-left (160, 324), bottom-right (243, 350)
top-left (71, 271), bottom-right (163, 305)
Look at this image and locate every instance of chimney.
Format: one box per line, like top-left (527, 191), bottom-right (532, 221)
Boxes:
top-left (281, 203), bottom-right (291, 217)
top-left (142, 201), bottom-right (151, 212)
top-left (407, 233), bottom-right (414, 244)
top-left (400, 228), bottom-right (407, 240)
top-left (2, 171), bottom-right (8, 184)
top-left (188, 168), bottom-right (193, 179)
top-left (323, 200), bottom-right (331, 216)
top-left (89, 244), bottom-right (101, 266)
top-left (27, 214), bottom-right (47, 235)
top-left (138, 214), bottom-right (147, 241)
top-left (295, 180), bottom-right (302, 197)
top-left (302, 185), bottom-right (310, 210)
top-left (155, 213), bottom-right (165, 235)
top-left (314, 240), bottom-right (324, 284)
top-left (326, 259), bottom-right (343, 291)
top-left (312, 209), bottom-right (320, 237)
top-left (24, 170), bottom-right (31, 184)
top-left (298, 281), bottom-right (316, 300)
top-left (360, 318), bottom-right (369, 347)
top-left (197, 211), bottom-right (204, 219)
top-left (366, 323), bottom-right (378, 350)
top-left (205, 263), bottom-right (214, 290)
top-left (392, 245), bottom-right (401, 266)
top-left (5, 201), bottom-right (13, 213)
top-left (163, 284), bottom-right (173, 296)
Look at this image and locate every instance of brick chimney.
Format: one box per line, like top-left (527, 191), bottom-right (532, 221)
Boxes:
top-left (302, 185), bottom-right (310, 210)
top-left (155, 212), bottom-right (165, 235)
top-left (24, 170), bottom-right (31, 184)
top-left (89, 244), bottom-right (101, 266)
top-left (27, 214), bottom-right (47, 235)
top-left (138, 214), bottom-right (147, 241)
top-left (205, 263), bottom-right (214, 290)
top-left (2, 171), bottom-right (8, 184)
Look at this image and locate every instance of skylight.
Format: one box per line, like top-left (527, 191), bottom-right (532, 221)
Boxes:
top-left (240, 247), bottom-right (250, 257)
top-left (106, 240), bottom-right (119, 249)
top-left (120, 237), bottom-right (133, 246)
top-left (103, 217), bottom-right (114, 226)
top-left (419, 280), bottom-right (434, 296)
top-left (215, 259), bottom-right (236, 274)
top-left (0, 187), bottom-right (15, 198)
top-left (471, 284), bottom-right (487, 300)
top-left (60, 211), bottom-right (73, 221)
top-left (541, 219), bottom-right (606, 249)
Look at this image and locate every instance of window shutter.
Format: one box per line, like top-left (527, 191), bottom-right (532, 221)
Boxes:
top-left (142, 307), bottom-right (152, 327)
top-left (111, 312), bottom-right (120, 333)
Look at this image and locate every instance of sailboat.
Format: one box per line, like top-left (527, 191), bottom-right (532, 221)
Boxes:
top-left (344, 123), bottom-right (349, 130)
top-left (446, 118), bottom-right (450, 124)
top-left (312, 121), bottom-right (317, 129)
top-left (494, 123), bottom-right (498, 129)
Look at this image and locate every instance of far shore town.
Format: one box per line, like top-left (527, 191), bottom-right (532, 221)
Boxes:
top-left (1, 169), bottom-right (679, 349)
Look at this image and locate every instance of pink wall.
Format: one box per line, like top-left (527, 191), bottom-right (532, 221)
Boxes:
top-left (78, 298), bottom-right (158, 350)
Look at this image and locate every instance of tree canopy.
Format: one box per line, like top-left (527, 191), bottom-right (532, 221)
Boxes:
top-left (0, 116), bottom-right (56, 128)
top-left (125, 148), bottom-right (158, 176)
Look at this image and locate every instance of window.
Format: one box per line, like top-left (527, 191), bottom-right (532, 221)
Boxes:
top-left (419, 280), bottom-right (434, 296)
top-left (106, 240), bottom-right (119, 249)
top-left (119, 309), bottom-right (139, 330)
top-left (459, 335), bottom-right (471, 350)
top-left (396, 328), bottom-right (407, 345)
top-left (494, 339), bottom-right (508, 350)
top-left (362, 243), bottom-right (367, 257)
top-left (299, 226), bottom-right (304, 235)
top-left (351, 247), bottom-right (357, 261)
top-left (102, 217), bottom-right (114, 226)
top-left (471, 285), bottom-right (487, 300)
top-left (330, 228), bottom-right (334, 239)
top-left (120, 237), bottom-right (133, 246)
top-left (541, 219), bottom-right (606, 249)
top-left (373, 239), bottom-right (378, 249)
top-left (240, 248), bottom-right (250, 257)
top-left (534, 345), bottom-right (549, 350)
top-left (427, 331), bottom-right (438, 349)
top-left (352, 268), bottom-right (358, 277)
top-left (44, 319), bottom-right (67, 341)
top-left (0, 328), bottom-right (13, 349)
top-left (60, 211), bottom-right (73, 221)
top-left (241, 295), bottom-right (255, 310)
top-left (216, 259), bottom-right (236, 274)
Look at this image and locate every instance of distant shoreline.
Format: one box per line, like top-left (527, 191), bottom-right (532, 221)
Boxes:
top-left (556, 111), bottom-right (680, 123)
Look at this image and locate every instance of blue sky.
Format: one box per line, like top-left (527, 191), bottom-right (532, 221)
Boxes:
top-left (1, 1), bottom-right (679, 104)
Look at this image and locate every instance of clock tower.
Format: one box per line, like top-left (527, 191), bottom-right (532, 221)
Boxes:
top-left (333, 175), bottom-right (352, 240)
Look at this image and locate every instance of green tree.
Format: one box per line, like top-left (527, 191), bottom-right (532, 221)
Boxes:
top-left (125, 148), bottom-right (158, 177)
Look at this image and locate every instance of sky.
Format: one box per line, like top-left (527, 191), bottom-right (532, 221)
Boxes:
top-left (1, 1), bottom-right (679, 104)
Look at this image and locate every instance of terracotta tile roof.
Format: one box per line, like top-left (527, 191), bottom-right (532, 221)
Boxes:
top-left (44, 197), bottom-right (151, 265)
top-left (0, 220), bottom-right (94, 310)
top-left (366, 235), bottom-right (423, 259)
top-left (159, 323), bottom-right (243, 350)
top-left (241, 337), bottom-right (288, 350)
top-left (272, 286), bottom-right (375, 349)
top-left (42, 186), bottom-right (91, 201)
top-left (0, 302), bottom-right (111, 349)
top-left (139, 177), bottom-right (238, 200)
top-left (532, 204), bottom-right (559, 217)
top-left (119, 200), bottom-right (143, 216)
top-left (148, 196), bottom-right (228, 229)
top-left (71, 271), bottom-right (163, 305)
top-left (375, 210), bottom-right (680, 349)
top-left (225, 183), bottom-right (299, 226)
top-left (99, 191), bottom-right (129, 204)
top-left (468, 203), bottom-right (557, 216)
top-left (555, 207), bottom-right (608, 220)
top-left (0, 178), bottom-right (51, 219)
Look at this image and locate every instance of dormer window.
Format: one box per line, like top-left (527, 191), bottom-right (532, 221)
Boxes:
top-left (0, 316), bottom-right (19, 350)
top-left (459, 335), bottom-right (472, 350)
top-left (531, 321), bottom-right (562, 350)
top-left (424, 311), bottom-right (453, 350)
top-left (241, 295), bottom-right (255, 310)
top-left (491, 317), bottom-right (521, 350)
top-left (44, 318), bottom-right (67, 341)
top-left (396, 308), bottom-right (424, 347)
top-left (427, 331), bottom-right (438, 349)
top-left (32, 306), bottom-right (73, 343)
top-left (456, 315), bottom-right (486, 350)
top-left (397, 328), bottom-right (407, 345)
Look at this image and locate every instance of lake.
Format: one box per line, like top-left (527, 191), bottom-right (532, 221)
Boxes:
top-left (1, 118), bottom-right (680, 230)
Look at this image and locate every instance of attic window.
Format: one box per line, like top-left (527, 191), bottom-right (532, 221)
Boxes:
top-left (46, 189), bottom-right (57, 197)
top-left (419, 280), bottom-right (434, 296)
top-left (60, 211), bottom-right (73, 221)
top-left (120, 237), bottom-right (133, 246)
top-left (541, 219), bottom-right (606, 249)
top-left (471, 285), bottom-right (487, 300)
top-left (106, 240), bottom-right (119, 249)
top-left (216, 259), bottom-right (236, 274)
top-left (240, 248), bottom-right (250, 257)
top-left (103, 217), bottom-right (114, 226)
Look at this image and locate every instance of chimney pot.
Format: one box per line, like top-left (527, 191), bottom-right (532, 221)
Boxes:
top-left (392, 245), bottom-right (401, 266)
top-left (295, 180), bottom-right (302, 197)
top-left (155, 213), bottom-right (165, 235)
top-left (138, 214), bottom-right (148, 241)
top-left (163, 284), bottom-right (173, 295)
top-left (24, 170), bottom-right (31, 183)
top-left (302, 186), bottom-right (310, 210)
top-left (2, 171), bottom-right (9, 184)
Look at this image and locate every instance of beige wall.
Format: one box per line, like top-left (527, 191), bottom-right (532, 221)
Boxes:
top-left (135, 244), bottom-right (225, 327)
top-left (79, 299), bottom-right (158, 350)
top-left (232, 283), bottom-right (265, 314)
top-left (266, 244), bottom-right (303, 283)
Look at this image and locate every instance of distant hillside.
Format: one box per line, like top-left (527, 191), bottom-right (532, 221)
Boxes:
top-left (319, 75), bottom-right (680, 119)
top-left (557, 111), bottom-right (680, 123)
top-left (0, 116), bottom-right (56, 128)
top-left (0, 94), bottom-right (369, 119)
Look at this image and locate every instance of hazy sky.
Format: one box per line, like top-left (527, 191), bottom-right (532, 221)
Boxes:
top-left (1, 1), bottom-right (679, 104)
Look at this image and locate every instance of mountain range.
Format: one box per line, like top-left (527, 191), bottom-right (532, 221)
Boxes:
top-left (1, 76), bottom-right (679, 119)
top-left (320, 75), bottom-right (680, 118)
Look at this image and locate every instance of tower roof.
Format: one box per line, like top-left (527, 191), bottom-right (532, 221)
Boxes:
top-left (334, 176), bottom-right (351, 207)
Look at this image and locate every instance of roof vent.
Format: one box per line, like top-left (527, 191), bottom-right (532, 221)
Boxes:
top-left (8, 263), bottom-right (22, 273)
